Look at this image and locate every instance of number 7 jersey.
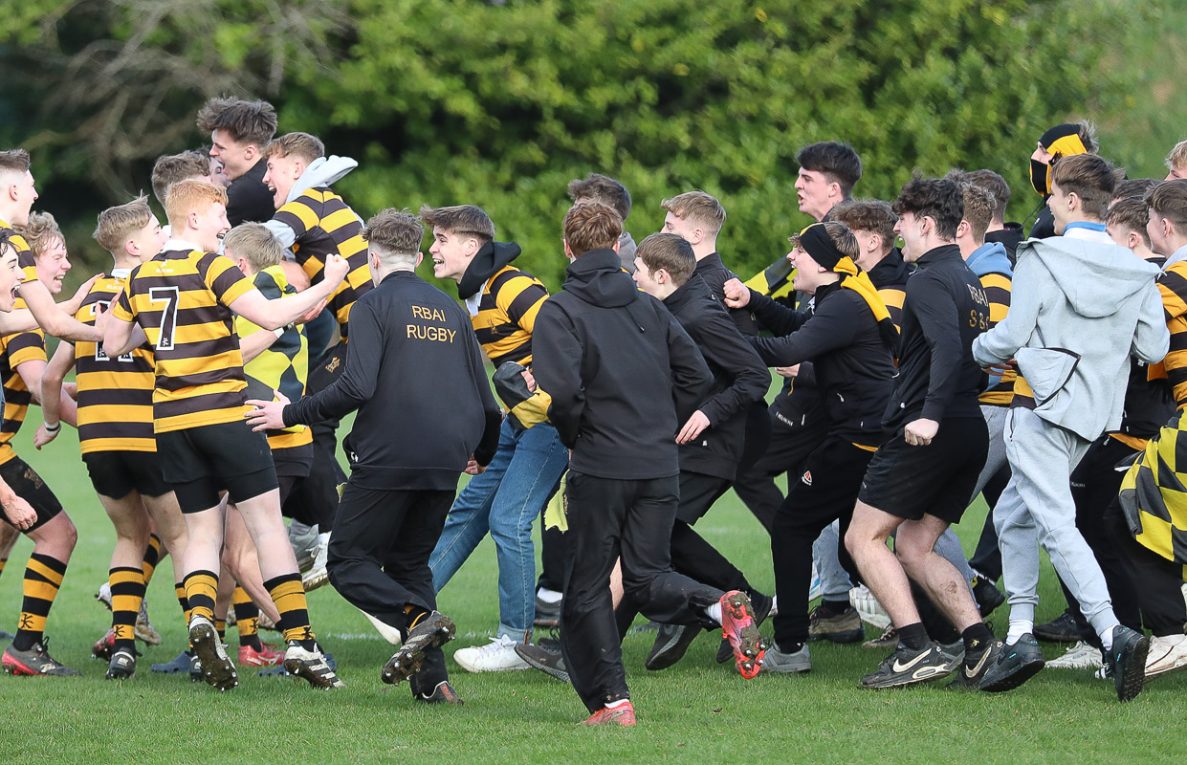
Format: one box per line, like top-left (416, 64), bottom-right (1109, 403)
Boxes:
top-left (112, 245), bottom-right (255, 433)
top-left (72, 269), bottom-right (157, 453)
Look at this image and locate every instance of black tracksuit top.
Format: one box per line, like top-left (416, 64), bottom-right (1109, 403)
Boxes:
top-left (750, 281), bottom-right (895, 444)
top-left (694, 253), bottom-right (758, 336)
top-left (884, 244), bottom-right (988, 430)
top-left (284, 271), bottom-right (502, 491)
top-left (532, 249), bottom-right (712, 481)
top-left (663, 275), bottom-right (769, 480)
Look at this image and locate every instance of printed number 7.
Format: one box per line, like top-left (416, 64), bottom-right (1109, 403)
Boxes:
top-left (148, 286), bottom-right (180, 351)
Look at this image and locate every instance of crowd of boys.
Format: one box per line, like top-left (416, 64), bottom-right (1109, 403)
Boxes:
top-left (2, 98), bottom-right (1187, 726)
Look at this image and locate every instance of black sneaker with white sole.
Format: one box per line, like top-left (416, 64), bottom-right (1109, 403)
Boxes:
top-left (979, 633), bottom-right (1044, 693)
top-left (515, 641), bottom-right (569, 683)
top-left (947, 640), bottom-right (1002, 691)
top-left (860, 642), bottom-right (956, 689)
top-left (1107, 624), bottom-right (1148, 702)
top-left (417, 680), bottom-right (464, 704)
top-left (646, 622), bottom-right (702, 671)
top-left (381, 611), bottom-right (456, 685)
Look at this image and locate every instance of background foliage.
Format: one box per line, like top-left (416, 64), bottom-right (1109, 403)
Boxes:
top-left (0, 0), bottom-right (1183, 289)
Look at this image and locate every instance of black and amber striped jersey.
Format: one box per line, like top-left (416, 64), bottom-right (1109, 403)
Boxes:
top-left (470, 265), bottom-right (549, 367)
top-left (1157, 260), bottom-right (1187, 409)
top-left (978, 271), bottom-right (1017, 406)
top-left (72, 271), bottom-right (156, 454)
top-left (0, 326), bottom-right (45, 465)
top-left (234, 265), bottom-right (311, 452)
top-left (112, 244), bottom-right (254, 433)
top-left (272, 188), bottom-right (372, 339)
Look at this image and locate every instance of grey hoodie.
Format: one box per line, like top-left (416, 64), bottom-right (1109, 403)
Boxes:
top-left (263, 155), bottom-right (359, 250)
top-left (972, 235), bottom-right (1168, 440)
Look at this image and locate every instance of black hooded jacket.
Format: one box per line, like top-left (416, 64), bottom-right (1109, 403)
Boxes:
top-left (532, 249), bottom-right (713, 480)
top-left (750, 281), bottom-right (895, 444)
top-left (663, 275), bottom-right (769, 480)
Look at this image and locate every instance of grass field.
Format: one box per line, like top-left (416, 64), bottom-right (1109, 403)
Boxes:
top-left (1, 415), bottom-right (1185, 765)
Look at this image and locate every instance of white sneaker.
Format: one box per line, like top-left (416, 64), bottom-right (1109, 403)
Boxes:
top-left (849, 585), bottom-right (890, 630)
top-left (1046, 640), bottom-right (1103, 670)
top-left (1146, 633), bottom-right (1187, 678)
top-left (808, 563), bottom-right (823, 602)
top-left (453, 635), bottom-right (531, 673)
top-left (302, 532), bottom-right (331, 592)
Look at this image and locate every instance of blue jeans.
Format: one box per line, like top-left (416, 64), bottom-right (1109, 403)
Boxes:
top-left (429, 418), bottom-right (568, 641)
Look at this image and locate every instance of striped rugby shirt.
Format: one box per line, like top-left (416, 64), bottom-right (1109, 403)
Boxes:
top-left (0, 325), bottom-right (44, 465)
top-left (112, 241), bottom-right (255, 433)
top-left (469, 265), bottom-right (549, 366)
top-left (271, 188), bottom-right (372, 339)
top-left (71, 270), bottom-right (156, 454)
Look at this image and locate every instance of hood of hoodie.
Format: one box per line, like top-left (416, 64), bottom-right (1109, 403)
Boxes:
top-left (617, 230), bottom-right (638, 273)
top-left (867, 248), bottom-right (911, 289)
top-left (966, 241), bottom-right (1012, 278)
top-left (455, 240), bottom-right (524, 299)
top-left (1021, 236), bottom-right (1160, 318)
top-left (562, 248), bottom-right (639, 308)
top-left (283, 156), bottom-right (358, 205)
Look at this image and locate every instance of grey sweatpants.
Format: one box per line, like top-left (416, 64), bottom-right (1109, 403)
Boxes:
top-left (994, 407), bottom-right (1118, 638)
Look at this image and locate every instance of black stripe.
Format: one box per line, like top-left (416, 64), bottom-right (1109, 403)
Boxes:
top-left (77, 388), bottom-right (154, 407)
top-left (506, 283), bottom-right (548, 323)
top-left (156, 367), bottom-right (243, 392)
top-left (155, 389), bottom-right (246, 419)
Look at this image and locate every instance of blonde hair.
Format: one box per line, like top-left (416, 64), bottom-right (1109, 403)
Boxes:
top-left (661, 190), bottom-right (726, 235)
top-left (16, 211), bottom-right (64, 258)
top-left (222, 223), bottom-right (284, 271)
top-left (93, 196), bottom-right (153, 255)
top-left (264, 132), bottom-right (325, 164)
top-left (165, 180), bottom-right (228, 230)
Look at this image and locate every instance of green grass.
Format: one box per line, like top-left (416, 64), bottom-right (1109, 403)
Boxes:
top-left (0, 416), bottom-right (1185, 764)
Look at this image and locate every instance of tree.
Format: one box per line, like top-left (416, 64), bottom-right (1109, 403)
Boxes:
top-left (0, 0), bottom-right (1171, 286)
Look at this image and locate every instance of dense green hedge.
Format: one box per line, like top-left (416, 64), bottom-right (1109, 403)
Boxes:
top-left (0, 0), bottom-right (1173, 290)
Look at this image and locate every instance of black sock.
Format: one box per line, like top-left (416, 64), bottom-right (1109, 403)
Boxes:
top-left (897, 622), bottom-right (929, 651)
top-left (962, 623), bottom-right (993, 656)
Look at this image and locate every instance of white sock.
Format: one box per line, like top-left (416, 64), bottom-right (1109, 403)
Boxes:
top-left (1006, 620), bottom-right (1033, 644)
top-left (605, 698), bottom-right (631, 709)
top-left (704, 602), bottom-right (723, 625)
top-left (537, 588), bottom-right (562, 604)
top-left (1098, 621), bottom-right (1120, 651)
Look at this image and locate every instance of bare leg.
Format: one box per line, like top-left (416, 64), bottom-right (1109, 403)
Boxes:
top-left (845, 500), bottom-right (918, 627)
top-left (223, 504), bottom-right (280, 623)
top-left (895, 515), bottom-right (981, 633)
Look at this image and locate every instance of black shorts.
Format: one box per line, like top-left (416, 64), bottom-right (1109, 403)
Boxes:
top-left (0, 456), bottom-right (63, 532)
top-left (83, 450), bottom-right (170, 500)
top-left (156, 421), bottom-right (278, 513)
top-left (858, 416), bottom-right (989, 524)
top-left (272, 443), bottom-right (314, 479)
